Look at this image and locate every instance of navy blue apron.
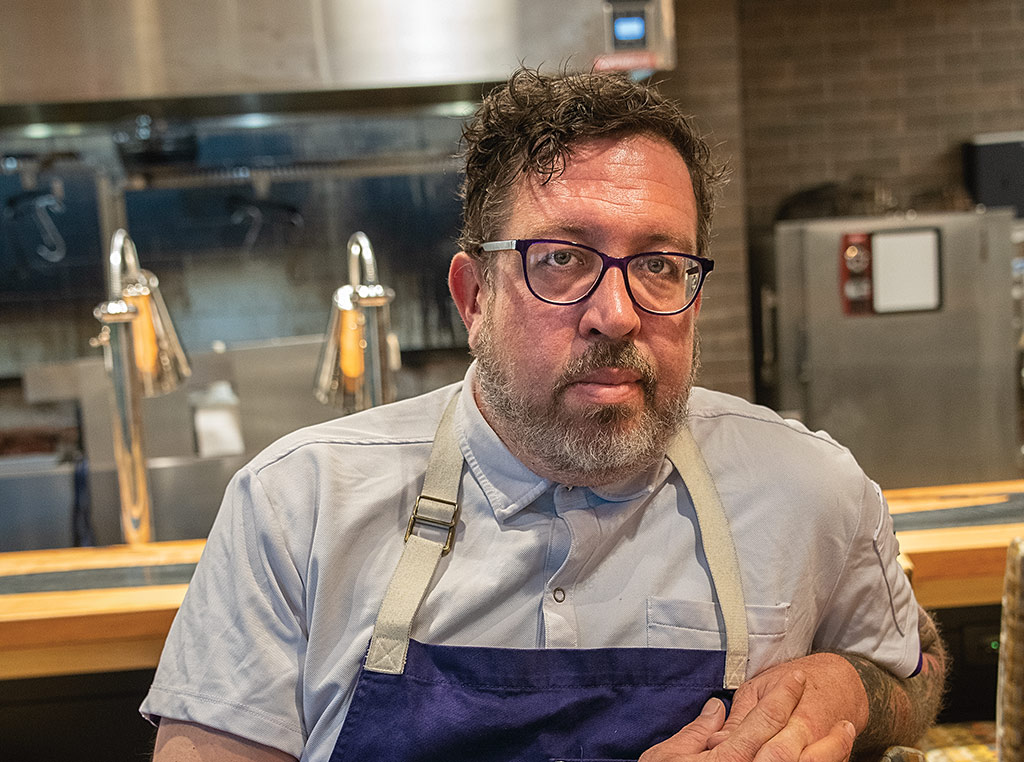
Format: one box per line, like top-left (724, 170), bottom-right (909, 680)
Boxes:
top-left (328, 397), bottom-right (749, 761)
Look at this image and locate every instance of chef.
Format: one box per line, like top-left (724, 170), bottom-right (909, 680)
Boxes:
top-left (143, 67), bottom-right (946, 762)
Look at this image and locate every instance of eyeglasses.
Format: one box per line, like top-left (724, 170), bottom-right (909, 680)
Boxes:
top-left (479, 239), bottom-right (714, 315)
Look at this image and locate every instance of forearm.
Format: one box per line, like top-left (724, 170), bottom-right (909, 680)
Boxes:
top-left (840, 606), bottom-right (948, 759)
top-left (153, 719), bottom-right (297, 762)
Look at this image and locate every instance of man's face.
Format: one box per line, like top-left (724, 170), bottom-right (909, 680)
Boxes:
top-left (450, 134), bottom-right (703, 485)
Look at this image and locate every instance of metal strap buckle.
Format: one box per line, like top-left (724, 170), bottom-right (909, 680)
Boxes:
top-left (404, 495), bottom-right (460, 555)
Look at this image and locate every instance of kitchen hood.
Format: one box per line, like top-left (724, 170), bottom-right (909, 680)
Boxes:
top-left (0, 0), bottom-right (675, 106)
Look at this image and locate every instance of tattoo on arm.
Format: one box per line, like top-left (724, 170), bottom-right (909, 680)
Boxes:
top-left (842, 606), bottom-right (948, 759)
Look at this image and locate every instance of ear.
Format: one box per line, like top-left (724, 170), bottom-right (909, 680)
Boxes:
top-left (449, 252), bottom-right (488, 345)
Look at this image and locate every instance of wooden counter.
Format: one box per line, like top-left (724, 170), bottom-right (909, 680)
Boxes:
top-left (0, 540), bottom-right (202, 680)
top-left (0, 481), bottom-right (1021, 681)
top-left (886, 479), bottom-right (1024, 610)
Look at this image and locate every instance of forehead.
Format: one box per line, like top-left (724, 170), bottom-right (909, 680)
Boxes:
top-left (506, 134), bottom-right (698, 251)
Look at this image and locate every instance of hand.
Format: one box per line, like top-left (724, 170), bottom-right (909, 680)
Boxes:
top-left (639, 671), bottom-right (857, 762)
top-left (705, 654), bottom-right (868, 760)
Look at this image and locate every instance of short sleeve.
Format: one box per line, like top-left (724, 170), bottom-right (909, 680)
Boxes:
top-left (813, 477), bottom-right (921, 677)
top-left (140, 466), bottom-right (309, 757)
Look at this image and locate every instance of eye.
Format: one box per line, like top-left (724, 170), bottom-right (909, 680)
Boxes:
top-left (636, 255), bottom-right (680, 278)
top-left (535, 246), bottom-right (587, 268)
top-left (644, 257), bottom-right (666, 274)
top-left (549, 249), bottom-right (575, 266)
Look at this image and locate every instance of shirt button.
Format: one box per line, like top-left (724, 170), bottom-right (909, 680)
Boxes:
top-left (552, 587), bottom-right (566, 603)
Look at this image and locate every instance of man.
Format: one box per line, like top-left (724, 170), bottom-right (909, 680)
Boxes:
top-left (144, 68), bottom-right (946, 761)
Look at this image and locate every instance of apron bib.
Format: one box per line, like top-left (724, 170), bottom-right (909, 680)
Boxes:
top-left (329, 396), bottom-right (748, 762)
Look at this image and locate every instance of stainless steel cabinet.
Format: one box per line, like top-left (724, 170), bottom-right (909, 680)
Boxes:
top-left (772, 209), bottom-right (1020, 488)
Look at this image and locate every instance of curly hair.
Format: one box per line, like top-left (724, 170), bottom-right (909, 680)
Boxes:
top-left (458, 67), bottom-right (727, 263)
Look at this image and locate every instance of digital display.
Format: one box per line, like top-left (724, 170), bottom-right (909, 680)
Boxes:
top-left (613, 15), bottom-right (646, 42)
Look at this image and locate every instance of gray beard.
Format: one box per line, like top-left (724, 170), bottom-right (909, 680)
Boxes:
top-left (473, 321), bottom-right (698, 485)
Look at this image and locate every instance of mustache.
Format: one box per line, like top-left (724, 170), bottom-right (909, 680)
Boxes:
top-left (556, 341), bottom-right (657, 397)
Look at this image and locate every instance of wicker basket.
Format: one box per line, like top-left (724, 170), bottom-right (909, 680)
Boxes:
top-left (998, 537), bottom-right (1024, 762)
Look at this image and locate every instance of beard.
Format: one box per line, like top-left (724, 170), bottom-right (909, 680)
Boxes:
top-left (473, 314), bottom-right (699, 485)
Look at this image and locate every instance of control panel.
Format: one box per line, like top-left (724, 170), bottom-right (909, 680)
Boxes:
top-left (839, 227), bottom-right (942, 316)
top-left (595, 0), bottom-right (676, 75)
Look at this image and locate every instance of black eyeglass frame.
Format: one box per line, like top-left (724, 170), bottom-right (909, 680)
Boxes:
top-left (479, 238), bottom-right (715, 316)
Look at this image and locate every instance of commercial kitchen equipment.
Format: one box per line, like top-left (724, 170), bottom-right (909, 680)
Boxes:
top-left (91, 229), bottom-right (190, 544)
top-left (315, 232), bottom-right (400, 412)
top-left (964, 131), bottom-right (1024, 218)
top-left (771, 209), bottom-right (1020, 488)
top-left (0, 0), bottom-right (675, 107)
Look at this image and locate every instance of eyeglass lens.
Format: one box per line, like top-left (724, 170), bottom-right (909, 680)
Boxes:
top-left (524, 241), bottom-right (703, 312)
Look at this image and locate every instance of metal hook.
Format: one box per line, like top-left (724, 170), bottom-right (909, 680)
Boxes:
top-left (347, 231), bottom-right (379, 288)
top-left (231, 203), bottom-right (264, 253)
top-left (33, 194), bottom-right (66, 263)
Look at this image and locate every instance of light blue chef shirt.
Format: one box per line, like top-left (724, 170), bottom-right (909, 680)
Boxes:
top-left (142, 363), bottom-right (920, 760)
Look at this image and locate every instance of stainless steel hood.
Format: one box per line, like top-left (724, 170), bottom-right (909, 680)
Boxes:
top-left (0, 0), bottom-right (675, 106)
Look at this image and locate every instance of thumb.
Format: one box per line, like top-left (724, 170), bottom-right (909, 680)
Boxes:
top-left (639, 698), bottom-right (727, 760)
top-left (706, 688), bottom-right (757, 748)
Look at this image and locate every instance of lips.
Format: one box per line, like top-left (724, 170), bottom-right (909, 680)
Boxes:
top-left (555, 341), bottom-right (657, 403)
top-left (561, 366), bottom-right (646, 407)
top-left (572, 367), bottom-right (643, 386)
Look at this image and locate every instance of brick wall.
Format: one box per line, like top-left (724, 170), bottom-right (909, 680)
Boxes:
top-left (661, 0), bottom-right (754, 400)
top-left (739, 0), bottom-right (1024, 236)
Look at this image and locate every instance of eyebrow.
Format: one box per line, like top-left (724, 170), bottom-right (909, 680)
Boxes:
top-left (645, 233), bottom-right (697, 253)
top-left (538, 224), bottom-right (697, 254)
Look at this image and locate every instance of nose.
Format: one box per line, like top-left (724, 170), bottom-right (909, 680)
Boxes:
top-left (577, 265), bottom-right (641, 340)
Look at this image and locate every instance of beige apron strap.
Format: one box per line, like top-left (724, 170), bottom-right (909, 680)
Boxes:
top-left (367, 393), bottom-right (749, 687)
top-left (365, 394), bottom-right (462, 674)
top-left (667, 426), bottom-right (750, 690)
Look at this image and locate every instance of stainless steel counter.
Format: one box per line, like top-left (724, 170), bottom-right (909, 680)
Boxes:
top-left (0, 452), bottom-right (247, 551)
top-left (6, 342), bottom-right (471, 551)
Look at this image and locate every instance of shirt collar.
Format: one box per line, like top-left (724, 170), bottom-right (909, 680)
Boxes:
top-left (455, 362), bottom-right (674, 522)
top-left (590, 458), bottom-right (673, 503)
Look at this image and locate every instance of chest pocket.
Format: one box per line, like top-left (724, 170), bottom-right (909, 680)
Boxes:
top-left (647, 598), bottom-right (789, 652)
